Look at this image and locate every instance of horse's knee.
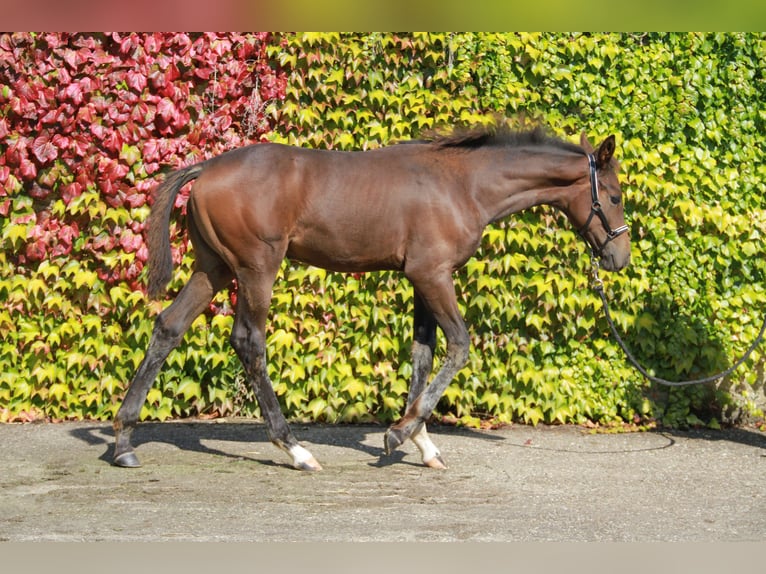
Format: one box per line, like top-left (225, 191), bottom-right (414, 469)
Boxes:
top-left (154, 310), bottom-right (186, 346)
top-left (449, 334), bottom-right (471, 367)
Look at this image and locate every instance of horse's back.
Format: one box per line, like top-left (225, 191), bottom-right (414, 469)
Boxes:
top-left (188, 142), bottom-right (476, 273)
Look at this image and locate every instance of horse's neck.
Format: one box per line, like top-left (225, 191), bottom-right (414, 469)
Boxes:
top-left (471, 148), bottom-right (587, 224)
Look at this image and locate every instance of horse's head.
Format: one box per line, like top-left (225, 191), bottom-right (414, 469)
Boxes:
top-left (570, 133), bottom-right (631, 272)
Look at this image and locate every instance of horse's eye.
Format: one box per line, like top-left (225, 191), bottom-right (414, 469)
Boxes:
top-left (610, 195), bottom-right (621, 206)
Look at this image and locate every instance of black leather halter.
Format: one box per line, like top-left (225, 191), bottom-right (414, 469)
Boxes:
top-left (578, 153), bottom-right (629, 256)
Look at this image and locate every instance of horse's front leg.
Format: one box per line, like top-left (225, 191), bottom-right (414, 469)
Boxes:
top-left (385, 273), bottom-right (470, 467)
top-left (403, 291), bottom-right (446, 469)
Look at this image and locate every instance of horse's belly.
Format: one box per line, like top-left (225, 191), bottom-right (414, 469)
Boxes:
top-left (286, 232), bottom-right (404, 273)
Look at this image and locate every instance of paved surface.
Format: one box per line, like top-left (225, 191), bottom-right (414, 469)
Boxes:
top-left (1, 419), bottom-right (764, 542)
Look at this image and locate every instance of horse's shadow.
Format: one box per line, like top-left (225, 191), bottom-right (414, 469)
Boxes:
top-left (660, 426), bottom-right (766, 452)
top-left (69, 418), bottom-right (765, 473)
top-left (69, 421), bottom-right (505, 470)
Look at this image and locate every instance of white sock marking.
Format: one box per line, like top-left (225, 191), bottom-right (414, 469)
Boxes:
top-left (410, 424), bottom-right (441, 464)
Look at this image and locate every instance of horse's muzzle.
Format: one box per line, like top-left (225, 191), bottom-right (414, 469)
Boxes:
top-left (599, 238), bottom-right (631, 271)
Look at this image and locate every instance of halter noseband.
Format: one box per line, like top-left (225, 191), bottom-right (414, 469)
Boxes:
top-left (578, 153), bottom-right (629, 256)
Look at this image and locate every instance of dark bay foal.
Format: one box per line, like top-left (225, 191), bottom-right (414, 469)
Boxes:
top-left (113, 126), bottom-right (630, 470)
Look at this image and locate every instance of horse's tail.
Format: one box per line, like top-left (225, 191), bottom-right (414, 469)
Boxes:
top-left (146, 163), bottom-right (205, 300)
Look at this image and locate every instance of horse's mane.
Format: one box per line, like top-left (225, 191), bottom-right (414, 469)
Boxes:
top-left (422, 124), bottom-right (584, 155)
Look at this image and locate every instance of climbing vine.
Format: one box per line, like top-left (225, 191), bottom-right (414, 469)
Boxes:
top-left (2, 33), bottom-right (765, 430)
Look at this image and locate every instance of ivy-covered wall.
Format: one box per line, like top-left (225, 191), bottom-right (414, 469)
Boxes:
top-left (2, 32), bottom-right (765, 429)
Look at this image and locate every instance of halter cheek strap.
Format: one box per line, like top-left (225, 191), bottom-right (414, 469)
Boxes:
top-left (578, 153), bottom-right (629, 256)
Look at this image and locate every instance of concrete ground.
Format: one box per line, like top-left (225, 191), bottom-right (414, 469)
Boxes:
top-left (0, 419), bottom-right (764, 542)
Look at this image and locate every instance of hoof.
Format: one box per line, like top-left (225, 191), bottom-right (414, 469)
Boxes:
top-left (384, 427), bottom-right (405, 456)
top-left (286, 444), bottom-right (322, 471)
top-left (294, 457), bottom-right (323, 472)
top-left (113, 451), bottom-right (142, 468)
top-left (423, 454), bottom-right (447, 470)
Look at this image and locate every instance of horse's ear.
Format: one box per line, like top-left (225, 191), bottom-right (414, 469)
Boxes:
top-left (579, 131), bottom-right (594, 153)
top-left (596, 135), bottom-right (616, 167)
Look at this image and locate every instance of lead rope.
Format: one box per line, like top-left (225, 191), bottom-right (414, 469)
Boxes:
top-left (590, 257), bottom-right (766, 386)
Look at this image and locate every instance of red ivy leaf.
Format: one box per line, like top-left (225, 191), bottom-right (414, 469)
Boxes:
top-left (25, 239), bottom-right (47, 262)
top-left (42, 33), bottom-right (64, 50)
top-left (31, 135), bottom-right (58, 163)
top-left (60, 48), bottom-right (78, 69)
top-left (126, 70), bottom-right (147, 93)
top-left (61, 182), bottom-right (82, 205)
top-left (76, 102), bottom-right (95, 124)
top-left (40, 108), bottom-right (62, 126)
top-left (123, 189), bottom-right (147, 208)
top-left (98, 156), bottom-right (129, 182)
top-left (90, 232), bottom-right (116, 252)
top-left (144, 33), bottom-right (162, 55)
top-left (135, 243), bottom-right (148, 262)
top-left (129, 100), bottom-right (153, 124)
top-left (58, 222), bottom-right (79, 248)
top-left (63, 81), bottom-right (83, 105)
top-left (19, 157), bottom-right (37, 180)
top-left (164, 63), bottom-right (181, 84)
top-left (72, 135), bottom-right (91, 158)
top-left (142, 139), bottom-right (160, 162)
top-left (119, 229), bottom-right (143, 253)
top-left (29, 183), bottom-right (50, 200)
top-left (194, 67), bottom-right (212, 80)
top-left (101, 130), bottom-right (123, 154)
top-left (51, 133), bottom-right (71, 150)
top-left (90, 122), bottom-right (107, 141)
top-left (157, 97), bottom-right (177, 122)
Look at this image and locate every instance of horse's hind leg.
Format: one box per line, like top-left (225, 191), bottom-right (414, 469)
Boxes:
top-left (407, 291), bottom-right (447, 469)
top-left (230, 265), bottom-right (322, 471)
top-left (113, 266), bottom-right (230, 467)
